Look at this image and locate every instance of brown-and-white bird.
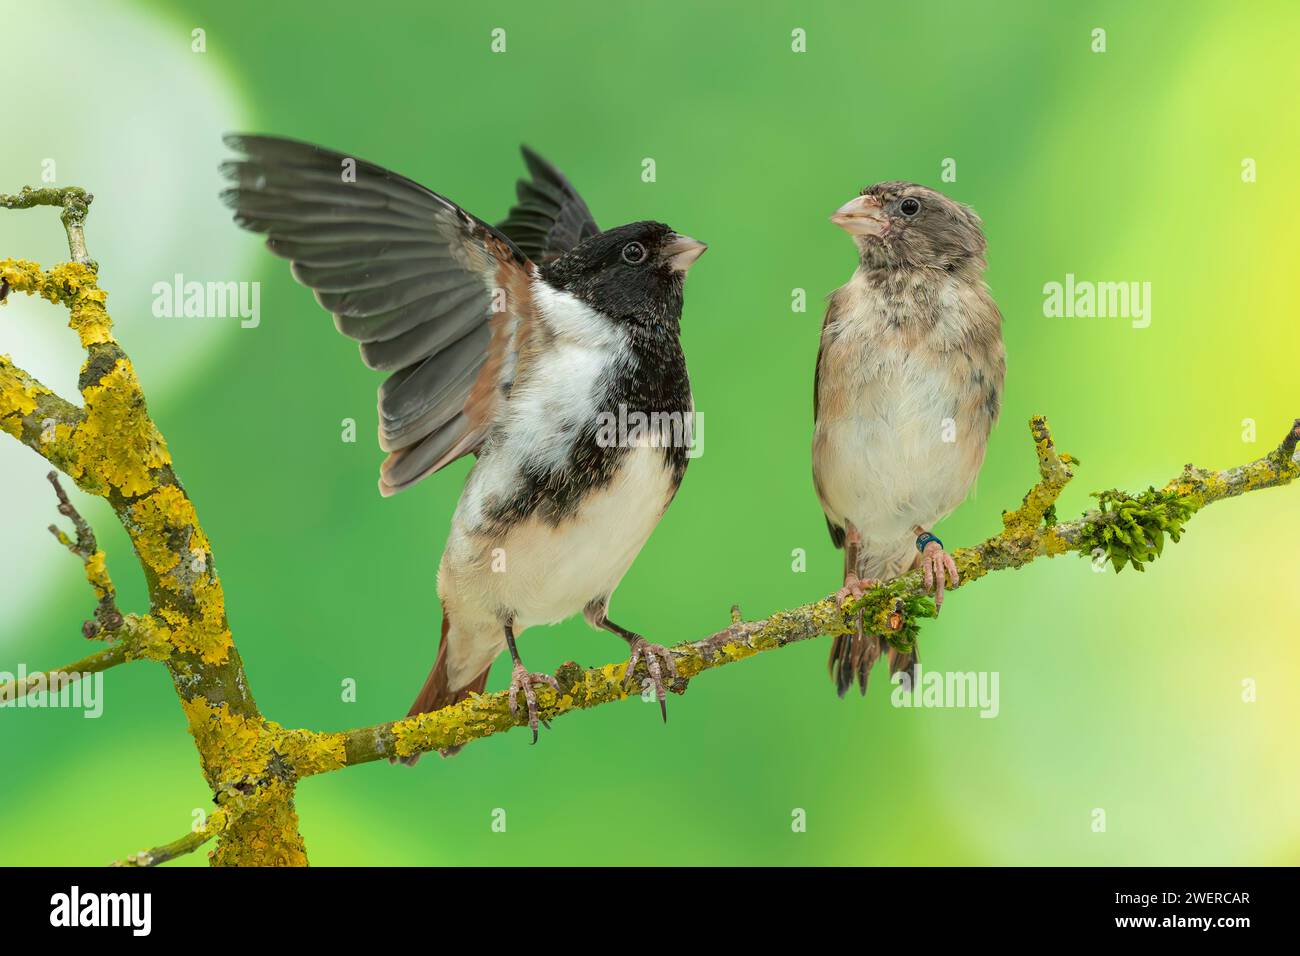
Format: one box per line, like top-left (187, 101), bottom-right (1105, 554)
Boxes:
top-left (812, 182), bottom-right (1004, 696)
top-left (221, 136), bottom-right (706, 759)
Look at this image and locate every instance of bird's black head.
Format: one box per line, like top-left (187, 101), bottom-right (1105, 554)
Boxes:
top-left (539, 221), bottom-right (706, 329)
top-left (831, 182), bottom-right (986, 273)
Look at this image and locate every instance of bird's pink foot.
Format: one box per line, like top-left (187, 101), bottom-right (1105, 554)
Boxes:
top-left (623, 637), bottom-right (678, 722)
top-left (507, 662), bottom-right (560, 744)
top-left (835, 573), bottom-right (879, 604)
top-left (920, 540), bottom-right (959, 613)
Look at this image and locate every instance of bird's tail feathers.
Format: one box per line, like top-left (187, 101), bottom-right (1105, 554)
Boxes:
top-left (828, 611), bottom-right (886, 697)
top-left (830, 541), bottom-right (917, 697)
top-left (887, 642), bottom-right (919, 690)
top-left (394, 612), bottom-right (491, 766)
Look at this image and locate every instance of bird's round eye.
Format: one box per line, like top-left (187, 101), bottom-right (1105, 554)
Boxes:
top-left (899, 197), bottom-right (921, 217)
top-left (621, 241), bottom-right (647, 264)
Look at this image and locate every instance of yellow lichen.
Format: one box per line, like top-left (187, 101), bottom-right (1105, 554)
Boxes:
top-left (120, 614), bottom-right (174, 663)
top-left (186, 585), bottom-right (230, 658)
top-left (50, 263), bottom-right (113, 347)
top-left (72, 359), bottom-right (170, 497)
top-left (1040, 529), bottom-right (1071, 556)
top-left (0, 259), bottom-right (114, 348)
top-left (153, 597), bottom-right (230, 664)
top-left (38, 421), bottom-right (80, 473)
top-left (128, 488), bottom-right (183, 575)
top-left (181, 697), bottom-right (345, 784)
top-left (278, 729), bottom-right (347, 777)
top-left (127, 485), bottom-right (231, 663)
top-left (0, 358), bottom-right (40, 438)
top-left (182, 697), bottom-right (267, 786)
top-left (83, 550), bottom-right (112, 599)
top-left (384, 675), bottom-right (582, 759)
top-left (210, 782), bottom-right (308, 867)
top-left (0, 258), bottom-right (43, 296)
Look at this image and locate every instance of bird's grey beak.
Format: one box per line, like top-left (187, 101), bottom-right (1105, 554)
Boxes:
top-left (830, 194), bottom-right (887, 236)
top-left (663, 234), bottom-right (707, 273)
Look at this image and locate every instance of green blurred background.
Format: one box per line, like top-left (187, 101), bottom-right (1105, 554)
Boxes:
top-left (2, 0), bottom-right (1298, 865)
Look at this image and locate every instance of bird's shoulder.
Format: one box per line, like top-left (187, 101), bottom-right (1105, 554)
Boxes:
top-left (814, 275), bottom-right (888, 405)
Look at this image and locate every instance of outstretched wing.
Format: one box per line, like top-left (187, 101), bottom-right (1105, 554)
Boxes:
top-left (220, 134), bottom-right (537, 495)
top-left (496, 146), bottom-right (600, 264)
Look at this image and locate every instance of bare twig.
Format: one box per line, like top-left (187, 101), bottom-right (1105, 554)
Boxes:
top-left (0, 185), bottom-right (94, 266)
top-left (45, 471), bottom-right (122, 636)
top-left (113, 806), bottom-right (229, 867)
top-left (0, 642), bottom-right (129, 704)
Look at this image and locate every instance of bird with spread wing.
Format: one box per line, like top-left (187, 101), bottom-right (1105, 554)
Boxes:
top-left (221, 136), bottom-right (707, 759)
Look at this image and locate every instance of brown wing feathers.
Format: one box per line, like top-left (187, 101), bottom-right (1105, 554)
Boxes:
top-left (220, 134), bottom-right (535, 495)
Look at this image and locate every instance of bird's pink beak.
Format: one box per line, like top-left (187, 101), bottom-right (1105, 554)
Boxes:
top-left (830, 194), bottom-right (888, 237)
top-left (664, 234), bottom-right (707, 273)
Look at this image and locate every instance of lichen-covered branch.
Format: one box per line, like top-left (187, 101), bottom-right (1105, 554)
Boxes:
top-left (44, 470), bottom-right (124, 637)
top-left (0, 471), bottom-right (169, 704)
top-left (2, 190), bottom-right (287, 865)
top-left (113, 805), bottom-right (233, 868)
top-left (109, 775), bottom-right (318, 867)
top-left (330, 415), bottom-right (1300, 766)
top-left (4, 183), bottom-right (1299, 867)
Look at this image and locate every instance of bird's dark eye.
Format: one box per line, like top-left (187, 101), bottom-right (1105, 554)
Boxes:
top-left (899, 197), bottom-right (921, 217)
top-left (621, 241), bottom-right (647, 265)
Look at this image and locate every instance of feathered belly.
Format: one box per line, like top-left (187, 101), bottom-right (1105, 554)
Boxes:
top-left (440, 444), bottom-right (677, 630)
top-left (814, 367), bottom-right (988, 551)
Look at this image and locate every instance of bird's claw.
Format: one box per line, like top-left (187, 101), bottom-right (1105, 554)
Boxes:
top-left (921, 541), bottom-right (959, 613)
top-left (623, 637), bottom-right (678, 722)
top-left (507, 663), bottom-right (560, 744)
top-left (835, 573), bottom-right (879, 604)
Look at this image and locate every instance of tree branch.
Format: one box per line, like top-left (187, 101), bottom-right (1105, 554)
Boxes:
top-left (0, 642), bottom-right (130, 704)
top-left (0, 469), bottom-right (167, 704)
top-left (5, 182), bottom-right (1299, 865)
top-left (0, 185), bottom-right (95, 266)
top-left (44, 470), bottom-right (123, 637)
top-left (328, 415), bottom-right (1300, 767)
top-left (113, 806), bottom-right (230, 868)
top-left (2, 191), bottom-right (282, 864)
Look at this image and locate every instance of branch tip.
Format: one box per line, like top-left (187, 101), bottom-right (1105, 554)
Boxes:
top-left (1, 185), bottom-right (95, 266)
top-left (0, 642), bottom-right (130, 705)
top-left (113, 806), bottom-right (227, 868)
top-left (44, 470), bottom-right (121, 634)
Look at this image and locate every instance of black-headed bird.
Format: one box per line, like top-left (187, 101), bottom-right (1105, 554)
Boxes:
top-left (813, 182), bottom-right (1004, 696)
top-left (221, 136), bottom-right (706, 758)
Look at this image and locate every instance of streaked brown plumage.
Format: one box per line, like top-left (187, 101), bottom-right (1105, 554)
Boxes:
top-left (813, 182), bottom-right (1005, 696)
